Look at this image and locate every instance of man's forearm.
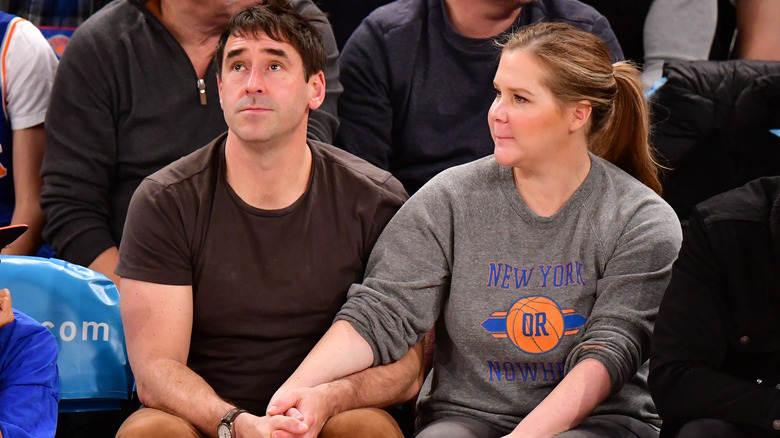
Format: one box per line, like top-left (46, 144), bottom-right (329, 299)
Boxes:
top-left (323, 340), bottom-right (425, 416)
top-left (136, 358), bottom-right (235, 437)
top-left (267, 339), bottom-right (425, 438)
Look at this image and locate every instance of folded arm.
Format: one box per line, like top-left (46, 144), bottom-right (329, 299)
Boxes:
top-left (120, 278), bottom-right (307, 437)
top-left (270, 326), bottom-right (425, 437)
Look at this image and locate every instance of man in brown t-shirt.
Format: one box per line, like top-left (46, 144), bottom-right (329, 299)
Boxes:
top-left (114, 2), bottom-right (423, 437)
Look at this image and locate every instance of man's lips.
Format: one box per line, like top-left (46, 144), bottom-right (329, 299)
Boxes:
top-left (240, 106), bottom-right (272, 112)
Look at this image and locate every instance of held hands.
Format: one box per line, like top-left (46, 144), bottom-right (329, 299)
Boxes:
top-left (0, 289), bottom-right (14, 329)
top-left (232, 411), bottom-right (308, 438)
top-left (265, 384), bottom-right (335, 438)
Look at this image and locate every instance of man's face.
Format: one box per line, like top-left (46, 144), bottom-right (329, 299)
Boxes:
top-left (218, 32), bottom-right (324, 148)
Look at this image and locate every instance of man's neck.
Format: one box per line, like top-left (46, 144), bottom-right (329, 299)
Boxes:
top-left (443, 0), bottom-right (525, 39)
top-left (224, 133), bottom-right (313, 211)
top-left (148, 0), bottom-right (234, 77)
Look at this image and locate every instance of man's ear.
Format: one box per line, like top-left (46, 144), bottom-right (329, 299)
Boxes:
top-left (308, 71), bottom-right (326, 111)
top-left (569, 100), bottom-right (592, 133)
top-left (217, 73), bottom-right (224, 108)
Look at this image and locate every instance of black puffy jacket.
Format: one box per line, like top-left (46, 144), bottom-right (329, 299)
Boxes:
top-left (651, 60), bottom-right (780, 228)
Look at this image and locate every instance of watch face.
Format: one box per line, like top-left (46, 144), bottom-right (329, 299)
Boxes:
top-left (217, 423), bottom-right (231, 438)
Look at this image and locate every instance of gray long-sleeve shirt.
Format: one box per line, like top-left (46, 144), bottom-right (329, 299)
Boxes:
top-left (337, 154), bottom-right (682, 432)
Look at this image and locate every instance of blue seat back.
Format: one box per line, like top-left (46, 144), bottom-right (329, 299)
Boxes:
top-left (0, 256), bottom-right (134, 412)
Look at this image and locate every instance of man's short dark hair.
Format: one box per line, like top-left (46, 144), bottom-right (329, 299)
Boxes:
top-left (214, 0), bottom-right (326, 81)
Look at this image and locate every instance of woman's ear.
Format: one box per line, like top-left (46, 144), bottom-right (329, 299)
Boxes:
top-left (569, 100), bottom-right (592, 133)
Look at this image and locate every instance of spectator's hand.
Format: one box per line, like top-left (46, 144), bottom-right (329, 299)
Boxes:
top-left (268, 385), bottom-right (334, 438)
top-left (0, 289), bottom-right (13, 329)
top-left (233, 412), bottom-right (308, 438)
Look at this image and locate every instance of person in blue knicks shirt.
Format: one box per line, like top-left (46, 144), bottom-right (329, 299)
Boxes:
top-left (0, 225), bottom-right (60, 438)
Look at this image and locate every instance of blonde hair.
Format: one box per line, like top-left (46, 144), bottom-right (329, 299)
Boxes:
top-left (500, 22), bottom-right (661, 194)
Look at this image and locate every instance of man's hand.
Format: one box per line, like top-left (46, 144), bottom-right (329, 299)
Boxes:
top-left (267, 384), bottom-right (338, 438)
top-left (233, 412), bottom-right (309, 438)
top-left (0, 289), bottom-right (14, 329)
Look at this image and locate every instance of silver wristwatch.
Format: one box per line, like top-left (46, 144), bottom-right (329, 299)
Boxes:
top-left (217, 407), bottom-right (247, 438)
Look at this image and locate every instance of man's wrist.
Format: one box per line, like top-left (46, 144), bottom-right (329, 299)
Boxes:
top-left (217, 407), bottom-right (247, 438)
top-left (318, 379), bottom-right (357, 418)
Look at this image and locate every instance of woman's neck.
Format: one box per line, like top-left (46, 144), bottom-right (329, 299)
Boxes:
top-left (513, 150), bottom-right (591, 217)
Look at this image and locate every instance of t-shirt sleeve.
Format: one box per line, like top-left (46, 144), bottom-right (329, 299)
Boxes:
top-left (4, 19), bottom-right (58, 130)
top-left (565, 195), bottom-right (682, 393)
top-left (116, 178), bottom-right (193, 285)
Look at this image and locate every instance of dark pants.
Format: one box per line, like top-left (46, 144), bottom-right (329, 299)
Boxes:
top-left (416, 414), bottom-right (659, 438)
top-left (672, 419), bottom-right (753, 438)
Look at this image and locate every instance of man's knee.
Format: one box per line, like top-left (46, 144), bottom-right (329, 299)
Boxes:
top-left (115, 408), bottom-right (201, 438)
top-left (320, 408), bottom-right (404, 438)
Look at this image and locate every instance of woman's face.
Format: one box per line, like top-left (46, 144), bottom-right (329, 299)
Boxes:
top-left (488, 50), bottom-right (580, 169)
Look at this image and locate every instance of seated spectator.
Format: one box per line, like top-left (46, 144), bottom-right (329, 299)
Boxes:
top-left (272, 22), bottom-right (682, 438)
top-left (0, 12), bottom-right (57, 256)
top-left (40, 0), bottom-right (342, 284)
top-left (335, 0), bottom-right (622, 194)
top-left (0, 224), bottom-right (60, 438)
top-left (649, 176), bottom-right (780, 438)
top-left (115, 3), bottom-right (420, 437)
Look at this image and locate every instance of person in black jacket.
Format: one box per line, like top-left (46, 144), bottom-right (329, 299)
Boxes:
top-left (649, 176), bottom-right (780, 438)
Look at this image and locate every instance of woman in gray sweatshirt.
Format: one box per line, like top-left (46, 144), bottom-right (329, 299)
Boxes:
top-left (272, 22), bottom-right (682, 438)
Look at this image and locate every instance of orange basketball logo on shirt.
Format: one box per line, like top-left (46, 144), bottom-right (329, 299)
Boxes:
top-left (482, 295), bottom-right (584, 354)
top-left (505, 296), bottom-right (564, 353)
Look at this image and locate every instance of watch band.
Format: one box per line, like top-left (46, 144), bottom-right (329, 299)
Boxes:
top-left (219, 407), bottom-right (247, 438)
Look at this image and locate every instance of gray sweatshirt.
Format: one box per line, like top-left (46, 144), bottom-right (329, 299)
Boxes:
top-left (337, 153), bottom-right (682, 432)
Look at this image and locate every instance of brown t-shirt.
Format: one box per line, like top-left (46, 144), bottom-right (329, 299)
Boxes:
top-left (117, 134), bottom-right (407, 414)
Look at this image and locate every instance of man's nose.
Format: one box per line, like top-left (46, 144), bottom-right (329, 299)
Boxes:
top-left (245, 68), bottom-right (265, 94)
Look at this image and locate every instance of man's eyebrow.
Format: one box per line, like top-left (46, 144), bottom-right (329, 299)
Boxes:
top-left (225, 47), bottom-right (246, 62)
top-left (263, 47), bottom-right (290, 60)
top-left (224, 47), bottom-right (291, 63)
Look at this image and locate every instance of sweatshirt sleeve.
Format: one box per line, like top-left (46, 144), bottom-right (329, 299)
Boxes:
top-left (335, 178), bottom-right (454, 365)
top-left (565, 195), bottom-right (682, 393)
top-left (649, 209), bottom-right (780, 434)
top-left (40, 25), bottom-right (120, 267)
